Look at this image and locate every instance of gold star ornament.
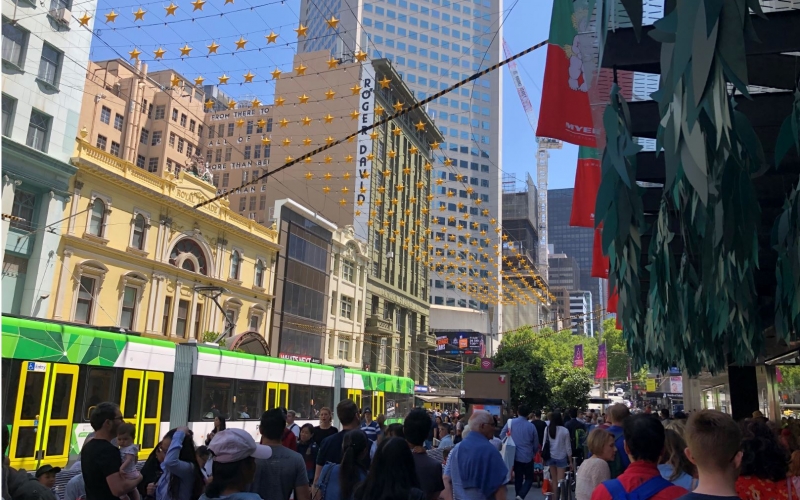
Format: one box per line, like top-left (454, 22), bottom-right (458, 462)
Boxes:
top-left (271, 68), bottom-right (282, 80)
top-left (265, 32), bottom-right (278, 44)
top-left (128, 47), bottom-right (142, 60)
top-left (243, 71), bottom-right (255, 83)
top-left (194, 75), bottom-right (205, 86)
top-left (218, 74), bottom-right (229, 84)
top-left (165, 2), bottom-right (178, 15)
top-left (153, 47), bottom-right (166, 59)
top-left (207, 41), bottom-right (220, 54)
top-left (235, 37), bottom-right (247, 50)
top-left (327, 57), bottom-right (339, 69)
top-left (379, 76), bottom-right (391, 89)
top-left (133, 7), bottom-right (146, 20)
top-left (180, 44), bottom-right (192, 56)
top-left (191, 0), bottom-right (205, 10)
top-left (294, 64), bottom-right (307, 75)
top-left (104, 10), bottom-right (118, 22)
top-left (294, 24), bottom-right (308, 37)
top-left (78, 12), bottom-right (92, 26)
top-left (326, 15), bottom-right (340, 29)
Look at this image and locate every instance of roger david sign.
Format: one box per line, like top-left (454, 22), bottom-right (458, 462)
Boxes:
top-left (353, 63), bottom-right (376, 241)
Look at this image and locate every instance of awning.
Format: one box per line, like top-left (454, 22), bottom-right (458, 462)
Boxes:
top-left (415, 395), bottom-right (461, 404)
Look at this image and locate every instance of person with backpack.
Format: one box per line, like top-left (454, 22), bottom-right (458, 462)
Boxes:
top-left (605, 404), bottom-right (632, 478)
top-left (590, 415), bottom-right (687, 500)
top-left (565, 408), bottom-right (588, 462)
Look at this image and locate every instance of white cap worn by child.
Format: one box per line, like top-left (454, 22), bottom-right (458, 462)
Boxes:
top-left (207, 428), bottom-right (273, 463)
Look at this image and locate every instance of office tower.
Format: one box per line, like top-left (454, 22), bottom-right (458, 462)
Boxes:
top-left (298, 0), bottom-right (504, 333)
top-left (2, 1), bottom-right (99, 316)
top-left (569, 290), bottom-right (592, 336)
top-left (548, 253), bottom-right (580, 291)
top-left (548, 188), bottom-right (605, 328)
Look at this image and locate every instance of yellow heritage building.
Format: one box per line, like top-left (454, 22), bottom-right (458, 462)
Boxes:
top-left (47, 136), bottom-right (280, 346)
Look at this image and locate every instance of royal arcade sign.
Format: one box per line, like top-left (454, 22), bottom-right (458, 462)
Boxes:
top-left (353, 63), bottom-right (376, 241)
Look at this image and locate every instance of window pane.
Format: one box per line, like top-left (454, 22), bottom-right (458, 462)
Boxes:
top-left (82, 368), bottom-right (114, 420)
top-left (200, 379), bottom-right (232, 419)
top-left (235, 381), bottom-right (263, 420)
top-left (2, 22), bottom-right (26, 66)
top-left (26, 111), bottom-right (49, 151)
top-left (38, 44), bottom-right (60, 85)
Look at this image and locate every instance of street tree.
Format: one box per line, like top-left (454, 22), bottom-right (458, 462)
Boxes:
top-left (493, 327), bottom-right (550, 411)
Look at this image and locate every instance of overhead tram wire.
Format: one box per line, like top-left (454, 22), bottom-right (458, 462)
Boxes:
top-left (194, 40), bottom-right (548, 209)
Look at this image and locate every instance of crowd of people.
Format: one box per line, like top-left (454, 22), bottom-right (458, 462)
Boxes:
top-left (5, 402), bottom-right (800, 500)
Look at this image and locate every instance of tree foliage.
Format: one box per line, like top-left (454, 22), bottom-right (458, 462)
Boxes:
top-left (548, 365), bottom-right (594, 410)
top-left (493, 327), bottom-right (550, 411)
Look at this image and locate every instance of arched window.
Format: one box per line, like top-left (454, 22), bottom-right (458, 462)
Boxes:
top-left (254, 259), bottom-right (265, 287)
top-left (131, 214), bottom-right (146, 250)
top-left (88, 198), bottom-right (106, 236)
top-left (230, 250), bottom-right (241, 280)
top-left (169, 238), bottom-right (208, 275)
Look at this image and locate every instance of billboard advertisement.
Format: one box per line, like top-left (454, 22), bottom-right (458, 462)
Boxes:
top-left (434, 332), bottom-right (485, 356)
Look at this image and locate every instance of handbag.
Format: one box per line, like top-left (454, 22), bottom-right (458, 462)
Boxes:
top-left (500, 419), bottom-right (516, 483)
top-left (541, 429), bottom-right (551, 462)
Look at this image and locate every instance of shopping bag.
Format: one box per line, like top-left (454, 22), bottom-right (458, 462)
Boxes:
top-left (500, 419), bottom-right (516, 484)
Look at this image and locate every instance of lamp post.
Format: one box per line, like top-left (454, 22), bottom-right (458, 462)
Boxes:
top-left (194, 286), bottom-right (234, 344)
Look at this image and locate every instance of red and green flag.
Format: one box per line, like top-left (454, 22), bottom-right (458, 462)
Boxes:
top-left (536, 0), bottom-right (597, 147)
top-left (570, 146), bottom-right (601, 227)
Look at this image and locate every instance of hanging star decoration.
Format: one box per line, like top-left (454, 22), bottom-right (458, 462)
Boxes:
top-left (430, 141), bottom-right (440, 150)
top-left (243, 71), bottom-right (255, 83)
top-left (298, 94), bottom-right (310, 104)
top-left (326, 15), bottom-right (340, 29)
top-left (415, 120), bottom-right (426, 131)
top-left (265, 32), bottom-right (278, 44)
top-left (350, 84), bottom-right (362, 95)
top-left (274, 96), bottom-right (285, 106)
top-left (218, 74), bottom-right (229, 84)
top-left (294, 24), bottom-right (308, 38)
top-left (393, 101), bottom-right (404, 112)
top-left (180, 44), bottom-right (192, 56)
top-left (354, 50), bottom-right (368, 62)
top-left (235, 37), bottom-right (247, 50)
top-left (194, 75), bottom-right (205, 86)
top-left (165, 3), bottom-right (178, 15)
top-left (303, 137), bottom-right (312, 146)
top-left (227, 99), bottom-right (236, 109)
top-left (170, 75), bottom-right (180, 87)
top-left (379, 76), bottom-right (391, 89)
top-left (301, 116), bottom-right (312, 126)
top-left (104, 10), bottom-right (118, 22)
top-left (191, 0), bottom-right (205, 10)
top-left (278, 118), bottom-right (289, 128)
top-left (133, 7), bottom-right (146, 20)
top-left (261, 137), bottom-right (271, 145)
top-left (204, 99), bottom-right (214, 110)
top-left (257, 119), bottom-right (266, 128)
top-left (78, 12), bottom-right (92, 26)
top-left (327, 57), bottom-right (339, 69)
top-left (325, 89), bottom-right (336, 100)
top-left (153, 47), bottom-right (166, 59)
top-left (375, 105), bottom-right (385, 115)
top-left (207, 41), bottom-right (220, 54)
top-left (251, 97), bottom-right (261, 108)
top-left (323, 114), bottom-right (334, 123)
top-left (128, 47), bottom-right (142, 60)
top-left (271, 68), bottom-right (282, 80)
top-left (294, 64), bottom-right (307, 76)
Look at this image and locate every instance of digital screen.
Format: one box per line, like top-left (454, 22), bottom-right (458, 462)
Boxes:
top-left (434, 332), bottom-right (485, 355)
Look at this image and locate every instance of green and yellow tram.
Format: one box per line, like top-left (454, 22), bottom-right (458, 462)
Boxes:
top-left (1, 315), bottom-right (414, 470)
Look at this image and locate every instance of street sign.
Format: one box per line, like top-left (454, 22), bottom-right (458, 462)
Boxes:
top-left (27, 361), bottom-right (46, 372)
top-left (645, 392), bottom-right (683, 399)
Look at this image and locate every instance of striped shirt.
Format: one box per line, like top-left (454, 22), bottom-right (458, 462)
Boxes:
top-left (361, 421), bottom-right (381, 442)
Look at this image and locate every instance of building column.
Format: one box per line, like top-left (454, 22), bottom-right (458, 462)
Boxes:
top-left (67, 180), bottom-right (83, 236)
top-left (145, 273), bottom-right (164, 333)
top-left (169, 280), bottom-right (183, 336)
top-left (1, 175), bottom-right (19, 248)
top-left (51, 249), bottom-right (73, 320)
top-left (21, 191), bottom-right (67, 318)
top-left (188, 284), bottom-right (198, 339)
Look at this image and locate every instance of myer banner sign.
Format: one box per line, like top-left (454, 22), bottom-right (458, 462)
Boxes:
top-left (353, 62), bottom-right (376, 241)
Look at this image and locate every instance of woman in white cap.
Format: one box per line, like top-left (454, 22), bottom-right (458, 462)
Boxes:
top-left (199, 429), bottom-right (272, 500)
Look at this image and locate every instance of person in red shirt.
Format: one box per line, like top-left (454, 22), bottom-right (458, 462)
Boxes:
top-left (591, 414), bottom-right (687, 500)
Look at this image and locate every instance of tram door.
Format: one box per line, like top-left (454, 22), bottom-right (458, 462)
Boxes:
top-left (120, 370), bottom-right (164, 460)
top-left (372, 391), bottom-right (385, 416)
top-left (266, 382), bottom-right (289, 410)
top-left (9, 362), bottom-right (79, 470)
top-left (346, 389), bottom-right (362, 409)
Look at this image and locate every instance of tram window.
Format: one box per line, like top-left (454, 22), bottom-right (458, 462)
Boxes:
top-left (234, 381), bottom-right (263, 420)
top-left (20, 372), bottom-right (46, 420)
top-left (200, 378), bottom-right (232, 419)
top-left (144, 379), bottom-right (160, 419)
top-left (123, 379), bottom-right (141, 420)
top-left (45, 426), bottom-right (67, 456)
top-left (289, 385), bottom-right (333, 419)
top-left (83, 368), bottom-right (114, 421)
top-left (50, 371), bottom-right (74, 419)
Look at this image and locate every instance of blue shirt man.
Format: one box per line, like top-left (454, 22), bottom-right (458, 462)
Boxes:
top-left (361, 408), bottom-right (381, 442)
top-left (444, 411), bottom-right (508, 500)
top-left (499, 405), bottom-right (539, 500)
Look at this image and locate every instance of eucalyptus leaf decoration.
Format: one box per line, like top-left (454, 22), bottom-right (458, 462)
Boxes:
top-left (595, 83), bottom-right (646, 367)
top-left (598, 0), bottom-right (767, 375)
top-left (773, 89), bottom-right (800, 342)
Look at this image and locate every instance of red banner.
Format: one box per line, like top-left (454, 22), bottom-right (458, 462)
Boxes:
top-left (570, 147), bottom-right (601, 227)
top-left (536, 0), bottom-right (597, 146)
top-left (595, 343), bottom-right (607, 379)
top-left (592, 228), bottom-right (609, 278)
top-left (573, 344), bottom-right (584, 368)
top-left (608, 286), bottom-right (619, 314)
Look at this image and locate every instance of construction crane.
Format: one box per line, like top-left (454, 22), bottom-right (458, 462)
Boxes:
top-left (502, 39), bottom-right (562, 282)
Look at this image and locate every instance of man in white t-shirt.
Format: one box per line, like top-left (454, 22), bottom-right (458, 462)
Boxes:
top-left (286, 410), bottom-right (300, 438)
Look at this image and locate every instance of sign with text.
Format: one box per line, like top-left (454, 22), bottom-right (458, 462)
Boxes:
top-left (279, 353), bottom-right (322, 364)
top-left (353, 62), bottom-right (376, 241)
top-left (434, 332), bottom-right (485, 355)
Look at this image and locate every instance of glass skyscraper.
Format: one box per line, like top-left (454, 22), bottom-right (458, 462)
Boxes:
top-left (297, 0), bottom-right (504, 329)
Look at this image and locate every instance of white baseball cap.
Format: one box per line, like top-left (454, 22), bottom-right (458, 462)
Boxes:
top-left (208, 428), bottom-right (272, 463)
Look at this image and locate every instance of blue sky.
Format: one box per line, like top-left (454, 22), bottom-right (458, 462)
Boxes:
top-left (87, 0), bottom-right (578, 189)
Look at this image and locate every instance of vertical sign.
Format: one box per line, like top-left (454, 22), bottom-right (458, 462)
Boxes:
top-left (354, 62), bottom-right (376, 241)
top-left (573, 344), bottom-right (584, 368)
top-left (595, 342), bottom-right (607, 379)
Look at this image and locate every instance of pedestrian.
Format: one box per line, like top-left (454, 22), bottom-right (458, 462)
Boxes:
top-left (591, 414), bottom-right (687, 500)
top-left (678, 409), bottom-right (741, 500)
top-left (195, 447), bottom-right (211, 484)
top-left (82, 402), bottom-right (141, 500)
top-left (531, 411), bottom-right (547, 446)
top-left (443, 410), bottom-right (508, 500)
top-left (117, 423), bottom-right (141, 500)
top-left (575, 429), bottom-right (616, 500)
top-left (789, 450), bottom-right (800, 499)
top-left (313, 407), bottom-right (338, 446)
top-left (250, 409), bottom-right (310, 500)
top-left (313, 400), bottom-right (361, 487)
top-left (281, 409), bottom-right (298, 452)
top-left (544, 411), bottom-right (572, 500)
top-left (565, 408), bottom-right (588, 461)
top-left (199, 428), bottom-right (272, 500)
top-left (138, 437), bottom-right (167, 500)
top-left (657, 430), bottom-right (696, 490)
top-left (157, 427), bottom-right (206, 500)
top-left (735, 419), bottom-right (790, 500)
top-left (65, 473), bottom-right (86, 500)
top-left (403, 409), bottom-right (444, 500)
top-left (286, 410), bottom-right (300, 439)
top-left (35, 465), bottom-right (60, 489)
top-left (660, 409), bottom-right (672, 426)
top-left (296, 424), bottom-right (318, 485)
top-left (206, 415), bottom-right (226, 446)
top-left (361, 408), bottom-right (381, 442)
top-left (500, 404), bottom-right (539, 500)
top-left (385, 423), bottom-right (405, 440)
top-left (437, 423), bottom-right (453, 450)
top-left (605, 404), bottom-right (632, 478)
top-left (315, 430), bottom-right (370, 500)
top-left (354, 437), bottom-right (425, 500)
top-left (6, 465), bottom-right (56, 500)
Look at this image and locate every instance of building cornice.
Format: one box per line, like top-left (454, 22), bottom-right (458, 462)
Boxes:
top-left (3, 138), bottom-right (77, 194)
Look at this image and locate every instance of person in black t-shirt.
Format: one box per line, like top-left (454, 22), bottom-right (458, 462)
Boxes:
top-left (313, 400), bottom-right (359, 489)
top-left (82, 402), bottom-right (141, 500)
top-left (404, 409), bottom-right (444, 500)
top-left (312, 407), bottom-right (338, 446)
top-left (531, 411), bottom-right (547, 446)
top-left (676, 410), bottom-right (742, 500)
